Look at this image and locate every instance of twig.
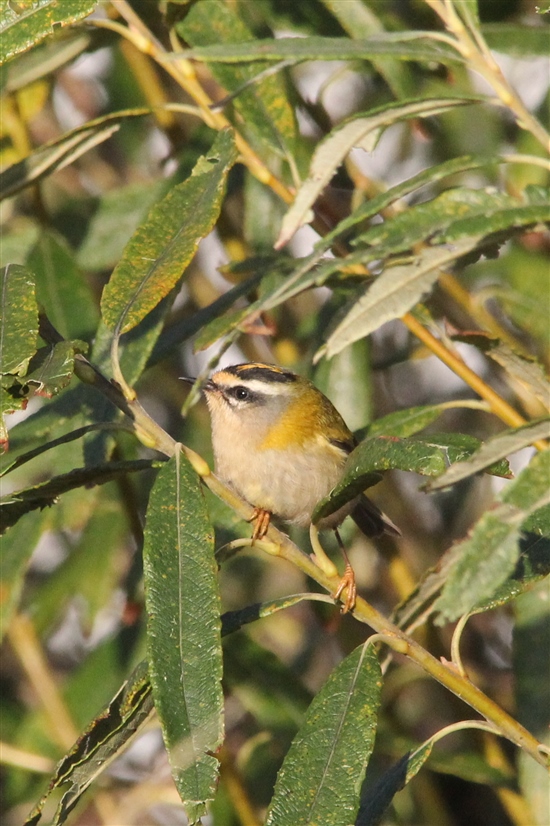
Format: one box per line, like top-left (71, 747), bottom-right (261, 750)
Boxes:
top-left (425, 0), bottom-right (550, 151)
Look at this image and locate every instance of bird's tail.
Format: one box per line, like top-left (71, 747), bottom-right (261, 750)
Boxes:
top-left (351, 494), bottom-right (401, 538)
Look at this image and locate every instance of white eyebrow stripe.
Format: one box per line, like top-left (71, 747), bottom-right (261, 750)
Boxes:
top-left (213, 373), bottom-right (293, 396)
top-left (241, 379), bottom-right (292, 396)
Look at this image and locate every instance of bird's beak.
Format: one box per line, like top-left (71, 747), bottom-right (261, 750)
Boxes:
top-left (180, 376), bottom-right (216, 393)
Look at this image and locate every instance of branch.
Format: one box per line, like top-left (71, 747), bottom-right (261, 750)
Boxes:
top-left (57, 320), bottom-right (548, 769)
top-left (425, 0), bottom-right (550, 151)
top-left (98, 1), bottom-right (541, 438)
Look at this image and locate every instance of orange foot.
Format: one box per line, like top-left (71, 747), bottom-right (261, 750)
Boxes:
top-left (249, 508), bottom-right (271, 541)
top-left (333, 562), bottom-right (357, 614)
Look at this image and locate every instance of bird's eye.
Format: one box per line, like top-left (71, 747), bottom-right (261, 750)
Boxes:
top-left (234, 386), bottom-right (250, 401)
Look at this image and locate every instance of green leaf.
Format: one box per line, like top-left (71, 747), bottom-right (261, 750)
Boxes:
top-left (392, 532), bottom-right (550, 635)
top-left (434, 508), bottom-right (529, 622)
top-left (318, 235), bottom-right (484, 361)
top-left (457, 0), bottom-right (480, 26)
top-left (243, 159), bottom-right (290, 250)
top-left (195, 163), bottom-right (537, 352)
top-left (0, 377), bottom-right (28, 448)
top-left (321, 0), bottom-right (414, 99)
top-left (178, 33), bottom-right (464, 65)
top-left (3, 28), bottom-right (91, 92)
top-left (470, 533), bottom-right (550, 614)
top-left (417, 433), bottom-right (511, 476)
top-left (276, 97), bottom-right (481, 247)
top-left (28, 230), bottom-right (99, 341)
top-left (482, 23), bottom-right (550, 57)
top-left (352, 187), bottom-right (515, 251)
top-left (92, 295), bottom-right (177, 395)
top-left (24, 340), bottom-right (82, 397)
top-left (25, 593), bottom-right (323, 826)
top-left (54, 287), bottom-right (172, 473)
top-left (24, 660), bottom-right (153, 826)
top-left (143, 450), bottom-right (222, 822)
top-left (432, 203), bottom-right (550, 244)
top-left (492, 247), bottom-right (550, 349)
top-left (514, 579), bottom-right (550, 826)
top-left (0, 510), bottom-right (46, 641)
top-left (417, 745), bottom-right (515, 787)
top-left (313, 431), bottom-right (510, 524)
top-left (0, 422), bottom-right (128, 478)
top-left (223, 632), bottom-right (311, 732)
top-left (192, 157), bottom-right (518, 353)
top-left (434, 450), bottom-right (550, 623)
top-left (356, 741), bottom-right (433, 826)
top-left (0, 458), bottom-right (160, 533)
top-left (221, 592), bottom-right (333, 636)
top-left (450, 331), bottom-right (550, 409)
top-left (0, 110), bottom-right (150, 201)
top-left (314, 338), bottom-right (373, 432)
top-left (0, 221), bottom-right (39, 268)
top-left (76, 179), bottom-right (169, 272)
top-left (101, 129), bottom-right (237, 335)
top-left (500, 449), bottom-right (550, 512)
top-left (0, 0), bottom-right (97, 65)
top-left (428, 419), bottom-right (550, 491)
top-left (266, 643), bottom-right (382, 826)
top-left (522, 505), bottom-right (550, 537)
top-left (178, 1), bottom-right (296, 155)
top-left (192, 263), bottom-right (294, 352)
top-left (150, 270), bottom-right (263, 364)
top-left (366, 404), bottom-right (457, 439)
top-left (322, 154), bottom-right (501, 248)
top-left (0, 263), bottom-right (38, 375)
top-left (359, 723), bottom-right (518, 825)
top-left (0, 380), bottom-right (88, 467)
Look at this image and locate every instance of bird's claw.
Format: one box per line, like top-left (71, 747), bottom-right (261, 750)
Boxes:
top-left (249, 508), bottom-right (271, 541)
top-left (333, 562), bottom-right (357, 614)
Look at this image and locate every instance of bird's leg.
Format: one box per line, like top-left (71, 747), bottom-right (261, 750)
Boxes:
top-left (249, 507), bottom-right (271, 541)
top-left (309, 524), bottom-right (339, 577)
top-left (333, 529), bottom-right (357, 614)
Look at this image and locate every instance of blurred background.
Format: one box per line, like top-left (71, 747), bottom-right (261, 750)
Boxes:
top-left (1, 1), bottom-right (549, 824)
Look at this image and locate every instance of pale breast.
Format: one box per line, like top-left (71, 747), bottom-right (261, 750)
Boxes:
top-left (216, 439), bottom-right (348, 527)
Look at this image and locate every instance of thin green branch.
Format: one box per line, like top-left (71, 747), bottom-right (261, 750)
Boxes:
top-left (450, 612), bottom-right (472, 678)
top-left (103, 0), bottom-right (293, 204)
top-left (0, 422), bottom-right (135, 479)
top-left (425, 0), bottom-right (550, 151)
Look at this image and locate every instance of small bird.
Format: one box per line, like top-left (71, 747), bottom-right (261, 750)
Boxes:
top-left (183, 362), bottom-right (399, 611)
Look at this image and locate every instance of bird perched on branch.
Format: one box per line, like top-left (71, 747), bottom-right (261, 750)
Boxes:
top-left (183, 362), bottom-right (399, 612)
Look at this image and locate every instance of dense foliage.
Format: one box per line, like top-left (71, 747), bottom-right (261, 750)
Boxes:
top-left (1, 1), bottom-right (549, 825)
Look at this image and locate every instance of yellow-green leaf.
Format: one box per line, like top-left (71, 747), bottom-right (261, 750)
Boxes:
top-left (0, 263), bottom-right (38, 376)
top-left (101, 129), bottom-right (237, 334)
top-left (0, 0), bottom-right (97, 65)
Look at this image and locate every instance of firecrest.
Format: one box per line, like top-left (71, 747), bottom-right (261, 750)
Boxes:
top-left (183, 362), bottom-right (399, 611)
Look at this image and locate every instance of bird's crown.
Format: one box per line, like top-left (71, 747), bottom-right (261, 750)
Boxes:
top-left (207, 363), bottom-right (305, 404)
